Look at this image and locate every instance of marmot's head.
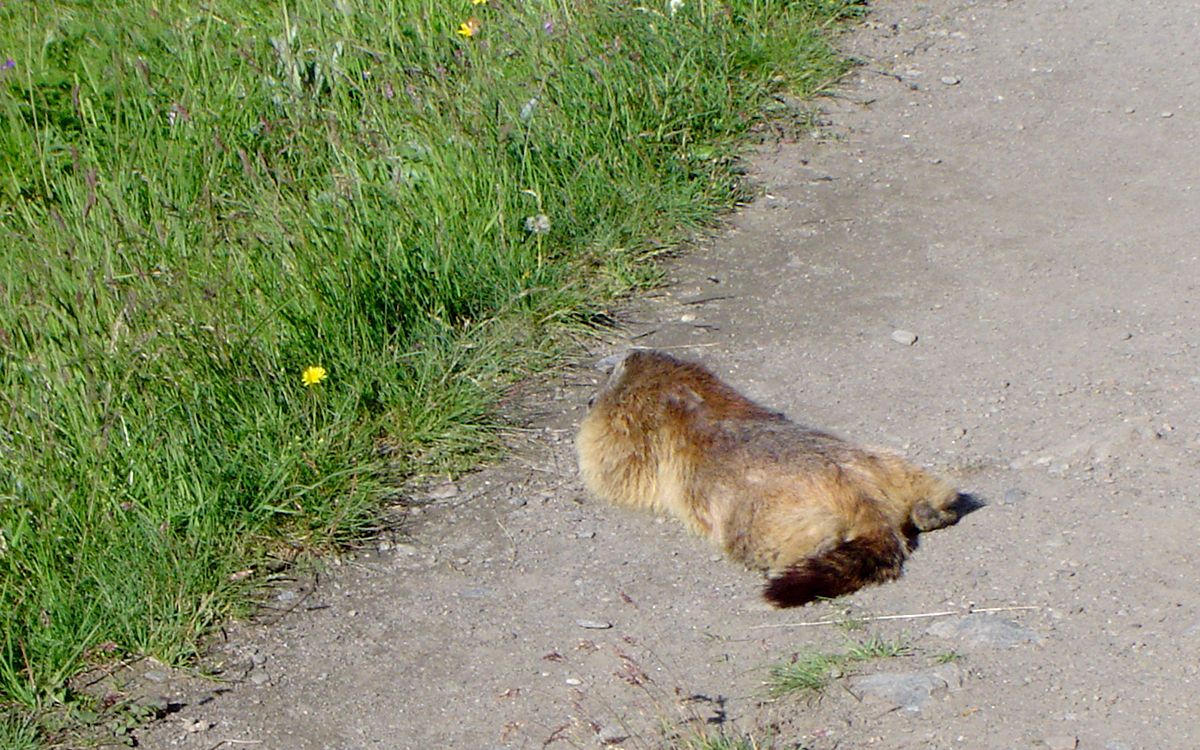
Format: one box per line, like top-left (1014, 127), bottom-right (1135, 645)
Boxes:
top-left (585, 349), bottom-right (639, 408)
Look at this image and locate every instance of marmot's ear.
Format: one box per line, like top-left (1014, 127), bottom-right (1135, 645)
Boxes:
top-left (665, 383), bottom-right (705, 411)
top-left (594, 351), bottom-right (630, 374)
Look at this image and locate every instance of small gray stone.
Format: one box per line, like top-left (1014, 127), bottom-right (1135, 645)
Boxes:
top-left (597, 725), bottom-right (628, 745)
top-left (927, 614), bottom-right (1041, 651)
top-left (575, 530), bottom-right (596, 539)
top-left (142, 670), bottom-right (168, 684)
top-left (576, 619), bottom-right (613, 630)
top-left (1160, 111), bottom-right (1174, 118)
top-left (891, 329), bottom-right (918, 345)
top-left (509, 496), bottom-right (528, 508)
top-left (1002, 487), bottom-right (1028, 505)
top-left (428, 482), bottom-right (460, 499)
top-left (141, 695), bottom-right (170, 714)
top-left (1044, 735), bottom-right (1077, 750)
top-left (565, 678), bottom-right (582, 686)
top-left (249, 671), bottom-right (271, 686)
top-left (848, 664), bottom-right (962, 712)
top-left (184, 719), bottom-right (213, 733)
top-left (940, 75), bottom-right (961, 85)
top-left (276, 590), bottom-right (298, 603)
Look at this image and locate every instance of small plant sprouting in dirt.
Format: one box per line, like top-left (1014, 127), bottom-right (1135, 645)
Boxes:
top-left (934, 651), bottom-right (964, 664)
top-left (843, 635), bottom-right (913, 660)
top-left (767, 651), bottom-right (840, 697)
top-left (833, 612), bottom-right (868, 633)
top-left (675, 729), bottom-right (773, 750)
top-left (766, 635), bottom-right (915, 699)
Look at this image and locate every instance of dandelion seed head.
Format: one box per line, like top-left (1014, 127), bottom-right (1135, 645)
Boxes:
top-left (519, 97), bottom-right (538, 123)
top-left (524, 214), bottom-right (551, 235)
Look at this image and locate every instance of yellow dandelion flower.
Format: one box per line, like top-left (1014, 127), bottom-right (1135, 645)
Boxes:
top-left (457, 16), bottom-right (481, 37)
top-left (471, 0), bottom-right (488, 5)
top-left (302, 365), bottom-right (328, 387)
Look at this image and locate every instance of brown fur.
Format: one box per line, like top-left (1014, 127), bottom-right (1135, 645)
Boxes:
top-left (576, 349), bottom-right (959, 607)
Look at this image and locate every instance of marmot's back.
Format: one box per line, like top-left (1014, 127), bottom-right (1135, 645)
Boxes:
top-left (577, 349), bottom-right (960, 607)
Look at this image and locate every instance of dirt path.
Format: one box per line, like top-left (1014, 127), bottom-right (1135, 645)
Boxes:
top-left (137, 1), bottom-right (1200, 748)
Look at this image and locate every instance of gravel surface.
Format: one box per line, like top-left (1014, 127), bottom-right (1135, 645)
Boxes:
top-left (135, 1), bottom-right (1200, 748)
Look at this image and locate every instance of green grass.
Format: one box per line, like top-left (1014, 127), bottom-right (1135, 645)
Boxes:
top-left (766, 636), bottom-right (913, 698)
top-left (0, 0), bottom-right (861, 741)
top-left (0, 712), bottom-right (38, 750)
top-left (675, 731), bottom-right (771, 750)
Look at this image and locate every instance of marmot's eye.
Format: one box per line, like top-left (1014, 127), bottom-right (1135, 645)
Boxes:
top-left (587, 396), bottom-right (595, 408)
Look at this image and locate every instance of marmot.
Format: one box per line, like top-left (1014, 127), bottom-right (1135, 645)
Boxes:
top-left (576, 349), bottom-right (960, 607)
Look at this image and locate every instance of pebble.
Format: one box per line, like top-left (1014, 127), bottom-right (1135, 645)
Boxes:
top-left (998, 484), bottom-right (1027, 504)
top-left (276, 590), bottom-right (298, 603)
top-left (564, 678), bottom-right (582, 686)
top-left (142, 695), bottom-right (170, 714)
top-left (428, 482), bottom-right (460, 500)
top-left (927, 614), bottom-right (1041, 651)
top-left (575, 619), bottom-right (613, 630)
top-left (142, 670), bottom-right (168, 684)
top-left (848, 664), bottom-right (962, 712)
top-left (509, 496), bottom-right (528, 508)
top-left (249, 671), bottom-right (271, 686)
top-left (1045, 736), bottom-right (1077, 750)
top-left (940, 75), bottom-right (961, 85)
top-left (184, 719), bottom-right (212, 733)
top-left (891, 329), bottom-right (918, 345)
top-left (575, 530), bottom-right (596, 539)
top-left (1160, 111), bottom-right (1174, 118)
top-left (597, 725), bottom-right (628, 745)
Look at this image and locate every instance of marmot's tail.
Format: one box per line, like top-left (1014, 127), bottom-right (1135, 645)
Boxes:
top-left (762, 526), bottom-right (906, 608)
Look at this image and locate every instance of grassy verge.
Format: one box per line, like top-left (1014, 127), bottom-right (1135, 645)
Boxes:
top-left (0, 0), bottom-right (860, 741)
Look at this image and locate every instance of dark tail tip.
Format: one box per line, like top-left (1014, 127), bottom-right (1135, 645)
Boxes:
top-left (761, 532), bottom-right (906, 608)
top-left (763, 566), bottom-right (854, 608)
